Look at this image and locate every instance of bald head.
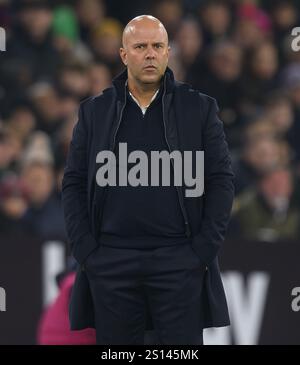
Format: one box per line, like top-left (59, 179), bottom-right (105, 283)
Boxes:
top-left (122, 15), bottom-right (168, 48)
top-left (120, 15), bottom-right (170, 88)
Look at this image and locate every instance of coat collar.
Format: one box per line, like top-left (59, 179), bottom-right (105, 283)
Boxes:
top-left (112, 66), bottom-right (175, 102)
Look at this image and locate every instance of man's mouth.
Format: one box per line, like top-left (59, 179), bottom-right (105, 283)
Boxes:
top-left (143, 65), bottom-right (157, 70)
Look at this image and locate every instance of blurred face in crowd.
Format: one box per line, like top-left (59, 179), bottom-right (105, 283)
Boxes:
top-left (0, 132), bottom-right (23, 168)
top-left (259, 168), bottom-right (293, 207)
top-left (209, 42), bottom-right (242, 81)
top-left (60, 67), bottom-right (90, 99)
top-left (88, 63), bottom-right (111, 95)
top-left (120, 15), bottom-right (170, 88)
top-left (200, 2), bottom-right (231, 36)
top-left (265, 98), bottom-right (294, 134)
top-left (20, 7), bottom-right (53, 42)
top-left (175, 19), bottom-right (203, 65)
top-left (76, 0), bottom-right (105, 27)
top-left (251, 42), bottom-right (278, 80)
top-left (289, 84), bottom-right (300, 107)
top-left (272, 3), bottom-right (298, 30)
top-left (1, 196), bottom-right (27, 219)
top-left (30, 84), bottom-right (61, 122)
top-left (60, 96), bottom-right (79, 119)
top-left (153, 0), bottom-right (183, 35)
top-left (21, 163), bottom-right (55, 206)
top-left (92, 32), bottom-right (121, 64)
top-left (234, 20), bottom-right (265, 49)
top-left (8, 108), bottom-right (36, 142)
top-left (244, 137), bottom-right (284, 173)
top-left (59, 113), bottom-right (78, 149)
top-left (0, 134), bottom-right (19, 169)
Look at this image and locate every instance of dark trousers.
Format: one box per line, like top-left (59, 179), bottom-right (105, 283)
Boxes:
top-left (85, 242), bottom-right (206, 345)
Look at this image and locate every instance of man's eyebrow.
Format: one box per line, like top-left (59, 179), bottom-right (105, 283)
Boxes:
top-left (132, 42), bottom-right (147, 46)
top-left (132, 41), bottom-right (166, 46)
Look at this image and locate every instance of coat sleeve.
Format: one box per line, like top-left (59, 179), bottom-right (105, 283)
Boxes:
top-left (191, 96), bottom-right (235, 266)
top-left (61, 101), bottom-right (98, 265)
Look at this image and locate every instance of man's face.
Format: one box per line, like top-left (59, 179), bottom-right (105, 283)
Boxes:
top-left (120, 22), bottom-right (170, 85)
top-left (21, 8), bottom-right (53, 41)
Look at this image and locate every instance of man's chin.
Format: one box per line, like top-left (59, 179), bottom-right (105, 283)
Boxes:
top-left (139, 74), bottom-right (162, 85)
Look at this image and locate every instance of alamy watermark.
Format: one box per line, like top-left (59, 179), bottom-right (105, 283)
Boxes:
top-left (0, 286), bottom-right (6, 311)
top-left (95, 143), bottom-right (204, 198)
top-left (291, 27), bottom-right (300, 52)
top-left (291, 287), bottom-right (300, 312)
top-left (0, 27), bottom-right (6, 51)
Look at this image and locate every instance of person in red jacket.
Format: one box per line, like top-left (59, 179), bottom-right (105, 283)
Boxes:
top-left (37, 271), bottom-right (96, 345)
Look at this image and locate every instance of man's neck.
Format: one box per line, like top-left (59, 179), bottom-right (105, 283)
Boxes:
top-left (127, 78), bottom-right (161, 108)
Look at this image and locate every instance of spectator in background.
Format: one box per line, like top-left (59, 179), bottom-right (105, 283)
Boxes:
top-left (269, 0), bottom-right (299, 66)
top-left (281, 63), bottom-right (300, 112)
top-left (230, 165), bottom-right (300, 242)
top-left (87, 62), bottom-right (112, 96)
top-left (263, 91), bottom-right (300, 163)
top-left (0, 131), bottom-right (16, 180)
top-left (52, 109), bottom-right (78, 171)
top-left (151, 0), bottom-right (183, 41)
top-left (233, 130), bottom-right (290, 195)
top-left (174, 17), bottom-right (204, 82)
top-left (57, 62), bottom-right (91, 101)
top-left (239, 41), bottom-right (279, 116)
top-left (263, 91), bottom-right (294, 137)
top-left (59, 94), bottom-right (80, 120)
top-left (19, 133), bottom-right (66, 240)
top-left (0, 175), bottom-right (28, 235)
top-left (29, 82), bottom-right (63, 136)
top-left (0, 127), bottom-right (24, 176)
top-left (233, 0), bottom-right (271, 50)
top-left (0, 0), bottom-right (11, 30)
top-left (37, 270), bottom-right (96, 345)
top-left (5, 105), bottom-right (36, 145)
top-left (52, 4), bottom-right (93, 64)
top-left (190, 40), bottom-right (243, 146)
top-left (20, 130), bottom-right (54, 167)
top-left (75, 0), bottom-right (106, 44)
top-left (198, 0), bottom-right (232, 46)
top-left (1, 0), bottom-right (62, 114)
top-left (90, 18), bottom-right (124, 75)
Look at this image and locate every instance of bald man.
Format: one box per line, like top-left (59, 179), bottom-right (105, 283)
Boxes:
top-left (62, 15), bottom-right (234, 345)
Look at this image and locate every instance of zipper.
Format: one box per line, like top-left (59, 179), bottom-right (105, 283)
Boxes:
top-left (96, 85), bottom-right (127, 239)
top-left (161, 77), bottom-right (191, 238)
top-left (111, 86), bottom-right (128, 151)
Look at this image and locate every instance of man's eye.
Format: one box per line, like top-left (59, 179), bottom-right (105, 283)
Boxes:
top-left (136, 45), bottom-right (144, 49)
top-left (155, 44), bottom-right (162, 48)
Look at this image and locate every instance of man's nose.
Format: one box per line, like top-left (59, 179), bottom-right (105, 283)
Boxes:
top-left (145, 46), bottom-right (156, 59)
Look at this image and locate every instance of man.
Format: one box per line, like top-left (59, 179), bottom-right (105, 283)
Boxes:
top-left (62, 15), bottom-right (234, 345)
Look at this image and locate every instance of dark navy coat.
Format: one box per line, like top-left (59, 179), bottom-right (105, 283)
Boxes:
top-left (62, 67), bottom-right (235, 330)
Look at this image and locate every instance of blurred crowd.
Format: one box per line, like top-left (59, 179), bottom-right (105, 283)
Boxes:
top-left (1, 0), bottom-right (300, 244)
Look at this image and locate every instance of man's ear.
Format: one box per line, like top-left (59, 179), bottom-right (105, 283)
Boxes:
top-left (120, 47), bottom-right (127, 66)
